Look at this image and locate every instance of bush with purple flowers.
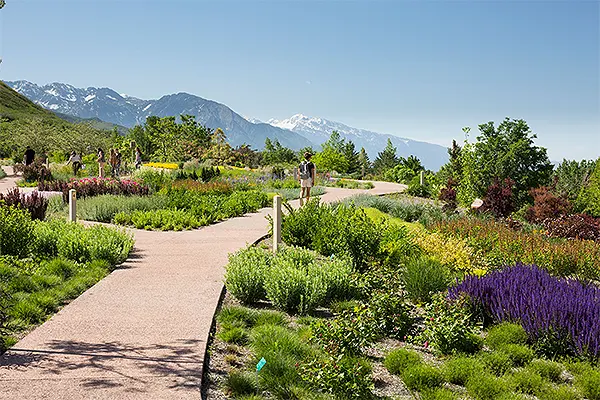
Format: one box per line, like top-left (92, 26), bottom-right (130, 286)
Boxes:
top-left (449, 263), bottom-right (600, 360)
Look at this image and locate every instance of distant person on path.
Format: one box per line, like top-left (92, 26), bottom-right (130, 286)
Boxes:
top-left (97, 148), bottom-right (106, 178)
top-left (23, 146), bottom-right (35, 166)
top-left (115, 150), bottom-right (122, 177)
top-left (298, 152), bottom-right (316, 206)
top-left (134, 147), bottom-right (142, 169)
top-left (66, 151), bottom-right (82, 176)
top-left (109, 149), bottom-right (117, 177)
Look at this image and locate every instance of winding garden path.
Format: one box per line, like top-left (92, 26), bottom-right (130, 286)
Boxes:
top-left (0, 180), bottom-right (406, 399)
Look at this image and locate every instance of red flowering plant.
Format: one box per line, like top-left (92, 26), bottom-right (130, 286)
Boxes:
top-left (39, 177), bottom-right (149, 202)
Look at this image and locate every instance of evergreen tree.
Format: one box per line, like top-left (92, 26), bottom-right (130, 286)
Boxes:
top-left (373, 138), bottom-right (398, 174)
top-left (448, 139), bottom-right (462, 181)
top-left (358, 147), bottom-right (371, 178)
top-left (343, 140), bottom-right (360, 174)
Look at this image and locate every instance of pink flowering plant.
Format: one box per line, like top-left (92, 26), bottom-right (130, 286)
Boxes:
top-left (39, 177), bottom-right (149, 202)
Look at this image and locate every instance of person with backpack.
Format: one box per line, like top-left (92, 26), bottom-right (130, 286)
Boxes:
top-left (298, 152), bottom-right (316, 206)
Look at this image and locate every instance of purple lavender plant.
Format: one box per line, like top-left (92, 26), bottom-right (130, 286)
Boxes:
top-left (449, 263), bottom-right (600, 359)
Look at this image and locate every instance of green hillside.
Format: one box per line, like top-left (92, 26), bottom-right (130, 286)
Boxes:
top-left (0, 81), bottom-right (67, 123)
top-left (0, 81), bottom-right (113, 158)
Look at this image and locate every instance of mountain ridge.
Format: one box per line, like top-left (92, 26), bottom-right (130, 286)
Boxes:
top-left (6, 80), bottom-right (449, 170)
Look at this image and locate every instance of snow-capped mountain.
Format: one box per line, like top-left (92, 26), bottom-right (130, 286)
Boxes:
top-left (6, 80), bottom-right (312, 151)
top-left (268, 114), bottom-right (448, 170)
top-left (7, 80), bottom-right (448, 169)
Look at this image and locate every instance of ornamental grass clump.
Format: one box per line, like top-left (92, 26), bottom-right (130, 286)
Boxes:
top-left (449, 263), bottom-right (600, 360)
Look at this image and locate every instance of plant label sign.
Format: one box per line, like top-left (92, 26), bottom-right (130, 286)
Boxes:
top-left (256, 357), bottom-right (266, 372)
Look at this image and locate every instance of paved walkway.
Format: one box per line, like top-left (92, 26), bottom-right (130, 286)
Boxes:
top-left (0, 166), bottom-right (19, 194)
top-left (0, 181), bottom-right (406, 399)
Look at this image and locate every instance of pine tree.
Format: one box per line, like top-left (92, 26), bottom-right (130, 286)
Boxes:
top-left (344, 140), bottom-right (360, 174)
top-left (358, 147), bottom-right (370, 178)
top-left (373, 138), bottom-right (398, 174)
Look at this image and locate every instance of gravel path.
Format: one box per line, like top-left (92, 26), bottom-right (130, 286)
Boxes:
top-left (0, 179), bottom-right (406, 399)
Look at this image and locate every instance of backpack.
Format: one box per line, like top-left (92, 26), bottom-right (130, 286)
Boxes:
top-left (299, 161), bottom-right (311, 179)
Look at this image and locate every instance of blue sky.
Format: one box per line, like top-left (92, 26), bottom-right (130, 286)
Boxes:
top-left (1, 0), bottom-right (598, 161)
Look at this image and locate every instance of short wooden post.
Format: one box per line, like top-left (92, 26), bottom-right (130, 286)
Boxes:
top-left (420, 171), bottom-right (424, 186)
top-left (68, 189), bottom-right (77, 222)
top-left (273, 195), bottom-right (282, 254)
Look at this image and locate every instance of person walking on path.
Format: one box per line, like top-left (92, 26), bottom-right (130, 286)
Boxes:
top-left (134, 147), bottom-right (142, 170)
top-left (298, 152), bottom-right (316, 206)
top-left (23, 146), bottom-right (35, 166)
top-left (109, 149), bottom-right (117, 177)
top-left (115, 150), bottom-right (122, 177)
top-left (66, 151), bottom-right (82, 176)
top-left (97, 148), bottom-right (106, 178)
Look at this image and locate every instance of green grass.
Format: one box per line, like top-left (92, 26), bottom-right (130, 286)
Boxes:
top-left (442, 356), bottom-right (485, 385)
top-left (384, 347), bottom-right (422, 376)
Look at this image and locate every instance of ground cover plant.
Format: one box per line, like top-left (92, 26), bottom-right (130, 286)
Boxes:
top-left (207, 198), bottom-right (600, 399)
top-left (0, 205), bottom-right (133, 351)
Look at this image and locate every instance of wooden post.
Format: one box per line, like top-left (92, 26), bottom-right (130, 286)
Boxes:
top-left (420, 170), bottom-right (424, 186)
top-left (68, 189), bottom-right (77, 222)
top-left (273, 195), bottom-right (282, 254)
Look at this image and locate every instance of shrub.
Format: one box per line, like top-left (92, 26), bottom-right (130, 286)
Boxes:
top-left (264, 250), bottom-right (327, 314)
top-left (498, 343), bottom-right (534, 367)
top-left (401, 256), bottom-right (451, 303)
top-left (420, 293), bottom-right (482, 355)
top-left (539, 385), bottom-right (582, 400)
top-left (402, 364), bottom-right (444, 392)
top-left (576, 368), bottom-right (600, 400)
top-left (114, 209), bottom-right (201, 231)
top-left (0, 188), bottom-right (49, 220)
top-left (449, 263), bottom-right (600, 359)
top-left (300, 353), bottom-right (373, 399)
top-left (542, 213), bottom-right (600, 242)
top-left (465, 373), bottom-right (509, 400)
top-left (384, 348), bottom-right (421, 376)
top-left (481, 177), bottom-right (515, 218)
top-left (406, 175), bottom-right (432, 198)
top-left (526, 186), bottom-right (571, 222)
top-left (39, 177), bottom-right (149, 201)
top-left (576, 158), bottom-right (600, 217)
top-left (0, 205), bottom-right (34, 258)
top-left (76, 194), bottom-right (167, 223)
top-left (485, 322), bottom-right (528, 349)
top-left (225, 247), bottom-right (272, 304)
top-left (528, 359), bottom-right (564, 382)
top-left (507, 368), bottom-right (545, 395)
top-left (368, 291), bottom-right (412, 339)
top-left (431, 217), bottom-right (600, 280)
top-left (478, 350), bottom-right (513, 376)
top-left (343, 193), bottom-right (446, 224)
top-left (420, 388), bottom-right (459, 400)
top-left (310, 304), bottom-right (378, 356)
top-left (439, 178), bottom-right (458, 212)
top-left (442, 356), bottom-right (484, 385)
top-left (13, 161), bottom-right (53, 183)
top-left (410, 229), bottom-right (480, 274)
top-left (224, 370), bottom-right (257, 396)
top-left (281, 201), bottom-right (384, 271)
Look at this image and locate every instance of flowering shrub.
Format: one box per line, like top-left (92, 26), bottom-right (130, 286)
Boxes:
top-left (542, 213), bottom-right (600, 242)
top-left (449, 263), bottom-right (600, 359)
top-left (431, 217), bottom-right (600, 280)
top-left (418, 293), bottom-right (482, 355)
top-left (144, 162), bottom-right (179, 169)
top-left (39, 177), bottom-right (149, 202)
top-left (0, 188), bottom-right (49, 220)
